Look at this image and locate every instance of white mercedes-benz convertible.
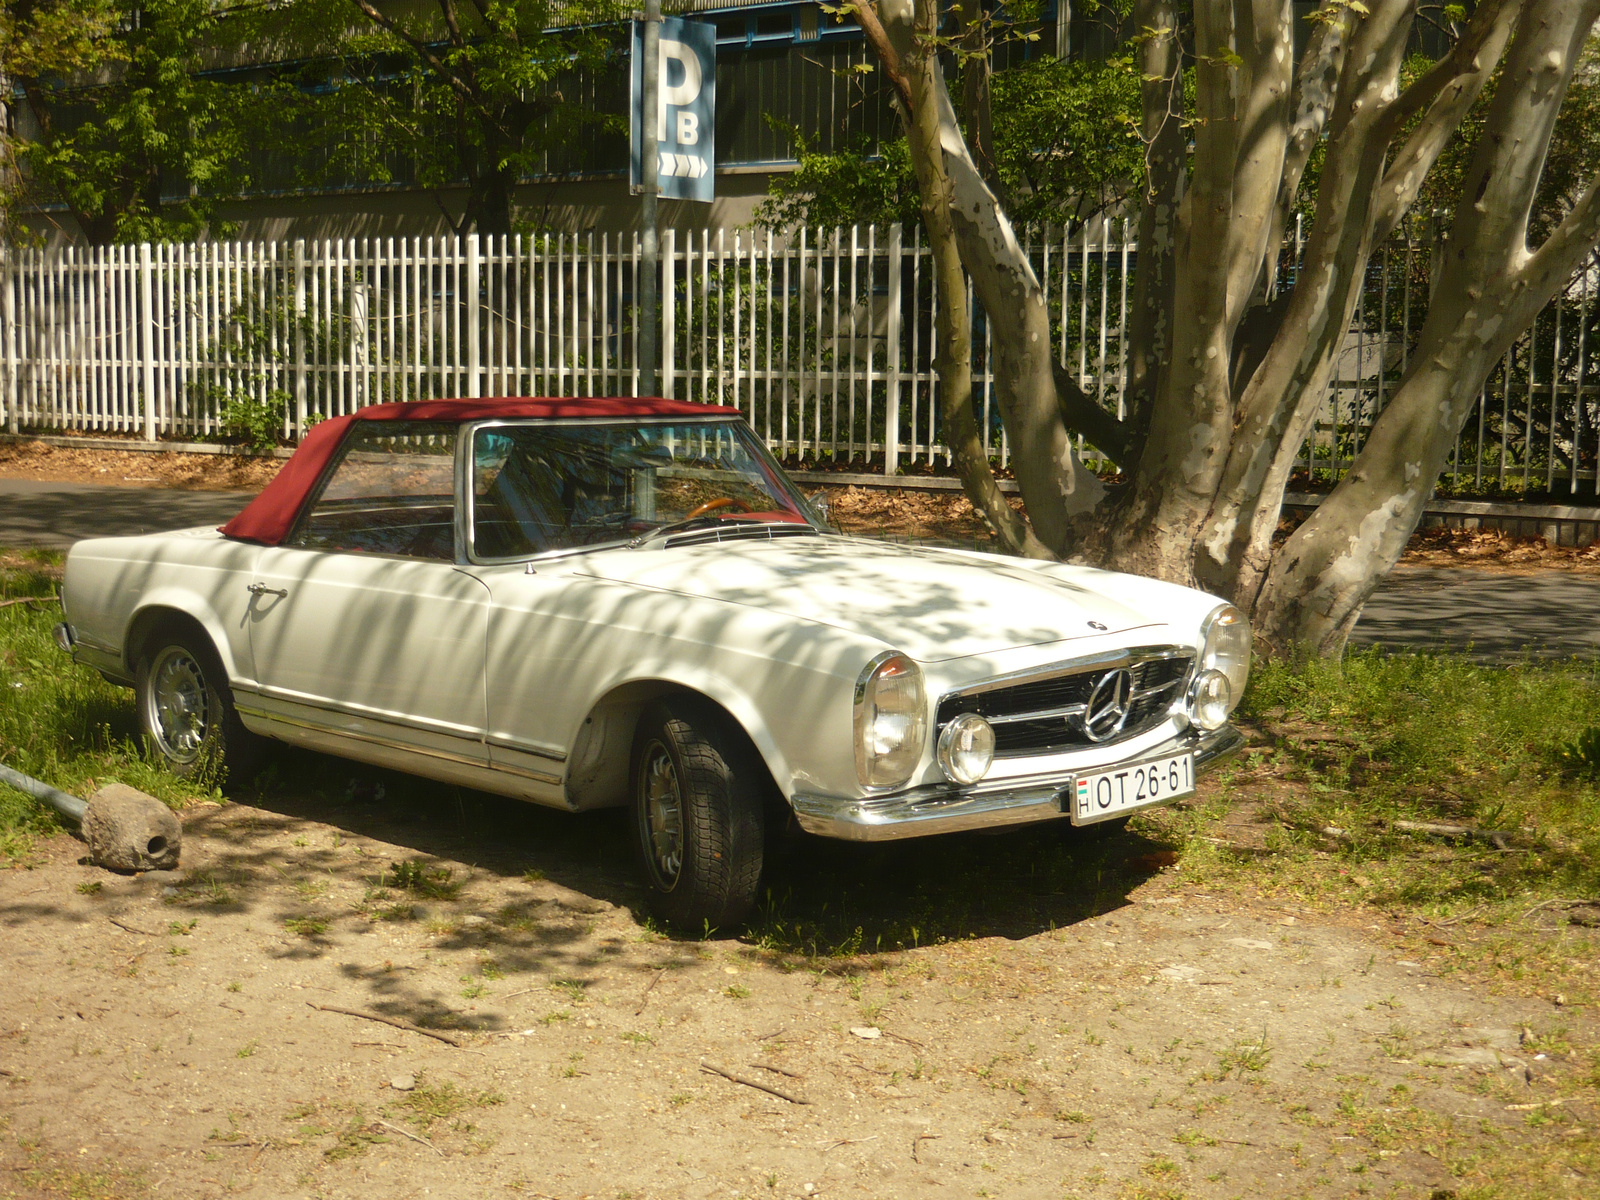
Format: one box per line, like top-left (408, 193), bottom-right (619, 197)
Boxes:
top-left (55, 398), bottom-right (1248, 926)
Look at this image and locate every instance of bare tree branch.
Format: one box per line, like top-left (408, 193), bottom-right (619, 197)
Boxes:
top-left (1371, 0), bottom-right (1519, 242)
top-left (346, 0), bottom-right (477, 105)
top-left (1265, 6), bottom-right (1349, 294)
top-left (847, 2), bottom-right (914, 114)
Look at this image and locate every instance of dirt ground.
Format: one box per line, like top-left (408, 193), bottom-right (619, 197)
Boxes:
top-left (0, 767), bottom-right (1591, 1200)
top-left (6, 436), bottom-right (1600, 575)
top-left (0, 438), bottom-right (282, 494)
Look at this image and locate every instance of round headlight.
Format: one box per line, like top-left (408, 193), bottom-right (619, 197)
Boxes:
top-left (1198, 603), bottom-right (1251, 717)
top-left (1189, 668), bottom-right (1232, 730)
top-left (937, 713), bottom-right (995, 785)
top-left (853, 652), bottom-right (928, 789)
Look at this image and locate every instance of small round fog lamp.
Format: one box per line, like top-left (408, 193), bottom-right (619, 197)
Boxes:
top-left (1189, 669), bottom-right (1233, 731)
top-left (937, 713), bottom-right (996, 785)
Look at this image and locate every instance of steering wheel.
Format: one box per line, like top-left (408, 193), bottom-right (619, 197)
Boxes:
top-left (684, 497), bottom-right (755, 520)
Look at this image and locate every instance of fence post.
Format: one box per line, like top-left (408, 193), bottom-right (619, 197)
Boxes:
top-left (466, 233), bottom-right (481, 398)
top-left (884, 224), bottom-right (903, 476)
top-left (138, 242), bottom-right (157, 441)
top-left (293, 239), bottom-right (307, 436)
top-left (661, 227), bottom-right (676, 399)
top-left (2, 246), bottom-right (16, 434)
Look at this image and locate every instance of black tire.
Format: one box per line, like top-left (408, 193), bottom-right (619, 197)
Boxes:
top-left (630, 698), bottom-right (765, 931)
top-left (135, 623), bottom-right (267, 784)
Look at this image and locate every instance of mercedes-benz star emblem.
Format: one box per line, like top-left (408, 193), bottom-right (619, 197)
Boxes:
top-left (1081, 668), bottom-right (1134, 742)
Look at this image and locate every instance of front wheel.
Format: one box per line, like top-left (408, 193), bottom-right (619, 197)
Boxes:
top-left (136, 626), bottom-right (265, 783)
top-left (631, 699), bottom-right (765, 931)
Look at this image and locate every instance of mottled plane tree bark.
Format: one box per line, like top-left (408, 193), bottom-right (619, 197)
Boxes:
top-left (857, 0), bottom-right (1600, 657)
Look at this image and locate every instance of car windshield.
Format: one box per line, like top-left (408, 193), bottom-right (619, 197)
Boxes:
top-left (470, 418), bottom-right (817, 559)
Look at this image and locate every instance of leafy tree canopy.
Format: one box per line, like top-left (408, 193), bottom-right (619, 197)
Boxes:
top-left (8, 0), bottom-right (277, 245)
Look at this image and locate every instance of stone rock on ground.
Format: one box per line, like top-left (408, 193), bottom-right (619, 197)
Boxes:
top-left (80, 783), bottom-right (182, 872)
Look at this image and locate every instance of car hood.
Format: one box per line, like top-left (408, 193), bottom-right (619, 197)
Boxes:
top-left (574, 536), bottom-right (1159, 662)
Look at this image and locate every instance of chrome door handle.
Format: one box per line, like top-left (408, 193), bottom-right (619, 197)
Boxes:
top-left (247, 583), bottom-right (289, 598)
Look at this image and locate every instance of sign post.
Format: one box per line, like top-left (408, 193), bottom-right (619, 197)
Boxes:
top-left (637, 0), bottom-right (661, 395)
top-left (633, 12), bottom-right (714, 395)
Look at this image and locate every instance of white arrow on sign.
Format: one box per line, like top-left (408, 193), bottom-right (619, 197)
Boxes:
top-left (661, 153), bottom-right (707, 179)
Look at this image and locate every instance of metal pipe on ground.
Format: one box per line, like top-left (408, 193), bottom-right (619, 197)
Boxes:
top-left (0, 761), bottom-right (180, 870)
top-left (0, 761), bottom-right (87, 824)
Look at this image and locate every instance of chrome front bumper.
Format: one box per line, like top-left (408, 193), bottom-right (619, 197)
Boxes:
top-left (790, 725), bottom-right (1246, 842)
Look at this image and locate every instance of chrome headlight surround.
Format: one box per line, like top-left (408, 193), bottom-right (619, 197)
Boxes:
top-left (1194, 603), bottom-right (1251, 725)
top-left (936, 712), bottom-right (995, 785)
top-left (853, 651), bottom-right (928, 790)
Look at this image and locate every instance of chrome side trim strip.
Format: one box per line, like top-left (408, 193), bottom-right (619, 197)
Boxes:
top-left (485, 734), bottom-right (568, 762)
top-left (233, 702), bottom-right (562, 787)
top-left (230, 683), bottom-right (486, 742)
top-left (790, 725), bottom-right (1245, 842)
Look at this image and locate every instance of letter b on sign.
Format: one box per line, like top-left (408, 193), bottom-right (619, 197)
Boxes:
top-left (631, 18), bottom-right (715, 203)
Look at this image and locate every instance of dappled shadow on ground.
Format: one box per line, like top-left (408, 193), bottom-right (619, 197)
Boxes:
top-left (0, 738), bottom-right (1174, 1034)
top-left (238, 744), bottom-right (1170, 950)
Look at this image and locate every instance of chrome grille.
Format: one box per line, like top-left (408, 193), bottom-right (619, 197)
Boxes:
top-left (936, 649), bottom-right (1192, 758)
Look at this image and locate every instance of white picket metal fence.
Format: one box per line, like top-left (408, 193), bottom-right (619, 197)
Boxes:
top-left (2, 222), bottom-right (1597, 490)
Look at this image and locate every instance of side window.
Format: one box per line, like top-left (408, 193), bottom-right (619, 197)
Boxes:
top-left (292, 422), bottom-right (458, 559)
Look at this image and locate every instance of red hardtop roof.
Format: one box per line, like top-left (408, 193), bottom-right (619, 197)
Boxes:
top-left (341, 397), bottom-right (739, 422)
top-left (219, 397), bottom-right (742, 545)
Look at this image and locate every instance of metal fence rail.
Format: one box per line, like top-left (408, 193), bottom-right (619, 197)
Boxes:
top-left (3, 223), bottom-right (1596, 492)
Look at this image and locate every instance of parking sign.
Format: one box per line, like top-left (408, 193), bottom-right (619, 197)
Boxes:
top-left (631, 16), bottom-right (715, 203)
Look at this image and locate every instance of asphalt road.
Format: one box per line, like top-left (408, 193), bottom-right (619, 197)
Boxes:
top-left (0, 479), bottom-right (251, 548)
top-left (4, 479), bottom-right (1597, 659)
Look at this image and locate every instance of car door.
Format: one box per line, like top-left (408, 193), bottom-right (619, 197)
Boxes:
top-left (244, 420), bottom-right (490, 765)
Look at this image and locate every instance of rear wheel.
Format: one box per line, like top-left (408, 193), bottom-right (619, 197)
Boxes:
top-left (136, 625), bottom-right (265, 783)
top-left (631, 698), bottom-right (764, 931)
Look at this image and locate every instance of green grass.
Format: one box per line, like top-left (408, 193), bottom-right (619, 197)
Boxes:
top-left (0, 552), bottom-right (217, 859)
top-left (1147, 650), bottom-right (1600, 914)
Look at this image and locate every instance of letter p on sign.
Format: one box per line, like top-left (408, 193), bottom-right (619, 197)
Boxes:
top-left (632, 18), bottom-right (716, 203)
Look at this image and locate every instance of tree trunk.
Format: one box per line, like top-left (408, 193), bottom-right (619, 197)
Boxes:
top-left (1122, 0), bottom-right (1185, 437)
top-left (881, 0), bottom-right (1105, 556)
top-left (1253, 0), bottom-right (1600, 655)
top-left (1107, 0), bottom-right (1296, 583)
top-left (905, 9), bottom-right (1046, 556)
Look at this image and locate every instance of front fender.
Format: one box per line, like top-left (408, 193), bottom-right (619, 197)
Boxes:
top-left (562, 658), bottom-right (859, 812)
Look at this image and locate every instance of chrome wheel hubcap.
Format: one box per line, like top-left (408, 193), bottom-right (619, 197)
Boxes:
top-left (146, 647), bottom-right (209, 764)
top-left (641, 741), bottom-right (684, 887)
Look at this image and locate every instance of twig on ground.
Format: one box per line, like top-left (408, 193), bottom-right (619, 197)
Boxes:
top-left (882, 1030), bottom-right (925, 1049)
top-left (912, 1133), bottom-right (940, 1162)
top-left (206, 1140), bottom-right (267, 1149)
top-left (306, 1003), bottom-right (464, 1047)
top-left (749, 1061), bottom-right (804, 1079)
top-left (755, 1027), bottom-right (786, 1040)
top-left (374, 1120), bottom-right (444, 1156)
top-left (635, 969), bottom-right (666, 1015)
top-left (108, 917), bottom-right (161, 937)
top-left (700, 1060), bottom-right (810, 1105)
top-left (500, 988), bottom-right (539, 1000)
top-left (1393, 819), bottom-right (1510, 849)
top-left (1418, 905), bottom-right (1488, 929)
top-left (821, 1134), bottom-right (878, 1151)
top-left (845, 1054), bottom-right (892, 1076)
top-left (0, 596), bottom-right (55, 609)
top-left (1521, 898), bottom-right (1596, 921)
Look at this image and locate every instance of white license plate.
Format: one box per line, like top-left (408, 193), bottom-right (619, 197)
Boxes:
top-left (1065, 752), bottom-right (1195, 825)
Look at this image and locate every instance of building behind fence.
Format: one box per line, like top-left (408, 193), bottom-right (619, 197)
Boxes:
top-left (3, 221), bottom-right (1597, 493)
